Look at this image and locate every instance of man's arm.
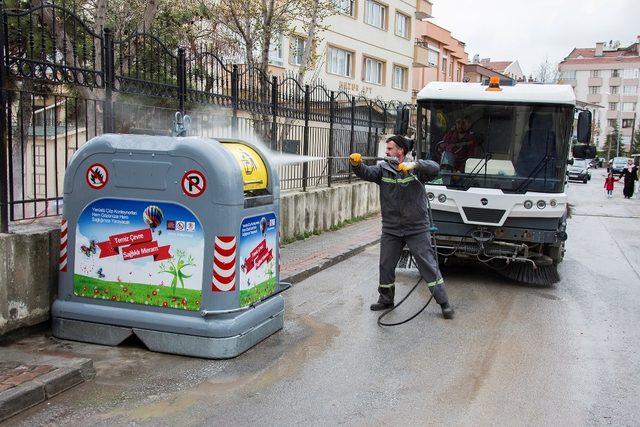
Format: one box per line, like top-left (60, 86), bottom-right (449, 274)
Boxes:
top-left (353, 163), bottom-right (383, 184)
top-left (413, 159), bottom-right (440, 182)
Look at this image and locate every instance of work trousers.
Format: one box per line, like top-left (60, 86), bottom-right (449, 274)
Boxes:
top-left (379, 231), bottom-right (449, 305)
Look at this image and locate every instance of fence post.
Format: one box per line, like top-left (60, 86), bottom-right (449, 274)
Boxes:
top-left (0, 0), bottom-right (8, 232)
top-left (102, 27), bottom-right (114, 133)
top-left (177, 47), bottom-right (186, 115)
top-left (231, 64), bottom-right (239, 133)
top-left (348, 96), bottom-right (355, 183)
top-left (271, 75), bottom-right (277, 150)
top-left (367, 100), bottom-right (373, 156)
top-left (302, 84), bottom-right (310, 192)
top-left (328, 91), bottom-right (335, 188)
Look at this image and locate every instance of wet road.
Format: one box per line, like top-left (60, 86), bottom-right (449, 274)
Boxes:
top-left (8, 170), bottom-right (640, 426)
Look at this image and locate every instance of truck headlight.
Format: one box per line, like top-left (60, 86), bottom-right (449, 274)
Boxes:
top-left (537, 200), bottom-right (546, 209)
top-left (524, 200), bottom-right (533, 209)
top-left (437, 194), bottom-right (447, 203)
top-left (550, 199), bottom-right (557, 207)
top-left (427, 192), bottom-right (435, 201)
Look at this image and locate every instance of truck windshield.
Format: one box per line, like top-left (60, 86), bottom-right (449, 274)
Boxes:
top-left (418, 101), bottom-right (574, 193)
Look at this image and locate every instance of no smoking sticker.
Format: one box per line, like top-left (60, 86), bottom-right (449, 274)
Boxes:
top-left (181, 170), bottom-right (206, 198)
top-left (86, 163), bottom-right (108, 190)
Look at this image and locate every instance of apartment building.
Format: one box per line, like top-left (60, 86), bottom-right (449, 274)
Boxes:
top-left (558, 37), bottom-right (640, 151)
top-left (463, 63), bottom-right (513, 84)
top-left (412, 21), bottom-right (468, 98)
top-left (269, 0), bottom-right (433, 103)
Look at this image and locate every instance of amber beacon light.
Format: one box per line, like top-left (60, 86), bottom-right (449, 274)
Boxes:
top-left (486, 76), bottom-right (502, 91)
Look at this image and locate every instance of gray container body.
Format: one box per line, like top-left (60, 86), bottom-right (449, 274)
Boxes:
top-left (52, 134), bottom-right (284, 359)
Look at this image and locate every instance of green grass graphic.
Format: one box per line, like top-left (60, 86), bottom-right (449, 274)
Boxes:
top-left (239, 278), bottom-right (277, 307)
top-left (73, 274), bottom-right (202, 311)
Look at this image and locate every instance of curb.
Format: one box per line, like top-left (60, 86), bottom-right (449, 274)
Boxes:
top-left (0, 359), bottom-right (94, 422)
top-left (281, 238), bottom-right (380, 284)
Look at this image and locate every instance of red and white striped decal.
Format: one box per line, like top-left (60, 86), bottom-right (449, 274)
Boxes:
top-left (212, 236), bottom-right (237, 292)
top-left (59, 218), bottom-right (68, 272)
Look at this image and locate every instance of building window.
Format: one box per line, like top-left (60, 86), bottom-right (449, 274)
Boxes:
top-left (327, 46), bottom-right (353, 77)
top-left (612, 69), bottom-right (620, 77)
top-left (560, 70), bottom-right (576, 80)
top-left (609, 102), bottom-right (618, 111)
top-left (623, 68), bottom-right (639, 79)
top-left (622, 119), bottom-right (634, 128)
top-left (364, 0), bottom-right (386, 29)
top-left (608, 119), bottom-right (617, 128)
top-left (590, 70), bottom-right (599, 78)
top-left (442, 57), bottom-right (447, 73)
top-left (290, 36), bottom-right (306, 66)
top-left (589, 86), bottom-right (600, 94)
top-left (392, 65), bottom-right (407, 90)
top-left (394, 12), bottom-right (409, 38)
top-left (363, 57), bottom-right (384, 85)
top-left (622, 102), bottom-right (636, 112)
top-left (333, 0), bottom-right (355, 16)
top-left (268, 34), bottom-right (284, 67)
top-left (427, 46), bottom-right (438, 67)
top-left (609, 86), bottom-right (618, 94)
top-left (623, 85), bottom-right (638, 95)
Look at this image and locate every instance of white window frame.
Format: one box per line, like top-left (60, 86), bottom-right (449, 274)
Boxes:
top-left (607, 119), bottom-right (617, 128)
top-left (589, 86), bottom-right (600, 94)
top-left (327, 46), bottom-right (353, 78)
top-left (609, 86), bottom-right (618, 94)
top-left (427, 47), bottom-right (438, 67)
top-left (364, 0), bottom-right (386, 30)
top-left (394, 12), bottom-right (409, 38)
top-left (290, 36), bottom-right (306, 66)
top-left (561, 70), bottom-right (576, 80)
top-left (268, 34), bottom-right (284, 67)
top-left (590, 70), bottom-right (599, 78)
top-left (333, 0), bottom-right (355, 17)
top-left (623, 85), bottom-right (638, 95)
top-left (622, 102), bottom-right (636, 112)
top-left (609, 102), bottom-right (618, 111)
top-left (392, 65), bottom-right (407, 90)
top-left (363, 57), bottom-right (384, 85)
top-left (623, 68), bottom-right (639, 79)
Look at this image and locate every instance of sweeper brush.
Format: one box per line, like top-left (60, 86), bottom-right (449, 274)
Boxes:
top-left (493, 262), bottom-right (560, 286)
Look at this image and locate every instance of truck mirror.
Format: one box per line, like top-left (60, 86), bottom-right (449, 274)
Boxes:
top-left (394, 106), bottom-right (410, 136)
top-left (577, 110), bottom-right (591, 143)
top-left (571, 144), bottom-right (596, 159)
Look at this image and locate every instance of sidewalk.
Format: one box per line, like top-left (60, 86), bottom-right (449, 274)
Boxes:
top-left (280, 214), bottom-right (382, 284)
top-left (0, 214), bottom-right (382, 422)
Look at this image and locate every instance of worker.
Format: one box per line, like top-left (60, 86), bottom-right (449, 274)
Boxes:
top-left (349, 135), bottom-right (454, 319)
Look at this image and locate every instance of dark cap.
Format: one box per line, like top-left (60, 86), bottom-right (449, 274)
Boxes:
top-left (386, 135), bottom-right (413, 154)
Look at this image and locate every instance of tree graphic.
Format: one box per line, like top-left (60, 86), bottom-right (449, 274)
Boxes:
top-left (159, 250), bottom-right (195, 295)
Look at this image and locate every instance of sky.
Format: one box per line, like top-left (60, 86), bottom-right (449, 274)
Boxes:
top-left (430, 0), bottom-right (640, 78)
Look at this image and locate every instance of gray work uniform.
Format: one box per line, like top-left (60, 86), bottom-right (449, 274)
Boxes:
top-left (353, 160), bottom-right (449, 305)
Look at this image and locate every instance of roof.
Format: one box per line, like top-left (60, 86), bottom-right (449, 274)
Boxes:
top-left (481, 61), bottom-right (512, 72)
top-left (416, 82), bottom-right (576, 105)
top-left (560, 44), bottom-right (640, 65)
top-left (464, 64), bottom-right (512, 80)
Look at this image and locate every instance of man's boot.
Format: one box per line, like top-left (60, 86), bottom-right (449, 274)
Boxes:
top-left (370, 285), bottom-right (394, 311)
top-left (441, 302), bottom-right (454, 319)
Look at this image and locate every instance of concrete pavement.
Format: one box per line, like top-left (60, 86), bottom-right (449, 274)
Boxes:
top-left (4, 172), bottom-right (640, 426)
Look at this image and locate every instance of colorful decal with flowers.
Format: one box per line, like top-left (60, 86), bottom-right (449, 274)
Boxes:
top-left (238, 213), bottom-right (277, 307)
top-left (73, 198), bottom-right (204, 311)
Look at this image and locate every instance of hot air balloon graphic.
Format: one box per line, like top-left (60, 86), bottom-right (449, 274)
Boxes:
top-left (143, 205), bottom-right (163, 233)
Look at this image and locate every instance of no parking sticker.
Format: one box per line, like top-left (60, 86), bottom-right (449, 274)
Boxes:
top-left (181, 170), bottom-right (207, 198)
top-left (86, 163), bottom-right (108, 190)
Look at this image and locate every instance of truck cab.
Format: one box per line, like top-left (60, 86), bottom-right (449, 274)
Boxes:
top-left (412, 80), bottom-right (586, 284)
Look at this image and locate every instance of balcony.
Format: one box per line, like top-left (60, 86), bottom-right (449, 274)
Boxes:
top-left (415, 0), bottom-right (433, 20)
top-left (587, 77), bottom-right (602, 86)
top-left (413, 41), bottom-right (430, 67)
top-left (621, 111), bottom-right (636, 120)
top-left (586, 94), bottom-right (601, 104)
top-left (623, 78), bottom-right (639, 86)
top-left (607, 94), bottom-right (620, 103)
top-left (609, 76), bottom-right (621, 86)
top-left (606, 110), bottom-right (619, 119)
top-left (622, 95), bottom-right (638, 103)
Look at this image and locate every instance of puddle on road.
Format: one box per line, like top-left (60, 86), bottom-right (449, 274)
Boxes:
top-left (98, 315), bottom-right (339, 422)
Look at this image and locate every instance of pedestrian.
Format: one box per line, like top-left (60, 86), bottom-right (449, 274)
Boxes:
top-left (618, 159), bottom-right (638, 199)
top-left (604, 172), bottom-right (618, 199)
top-left (349, 135), bottom-right (454, 319)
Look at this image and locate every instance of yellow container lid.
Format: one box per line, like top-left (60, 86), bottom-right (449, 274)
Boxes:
top-left (221, 142), bottom-right (269, 192)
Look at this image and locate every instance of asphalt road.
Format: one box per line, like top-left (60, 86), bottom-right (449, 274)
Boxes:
top-left (9, 170), bottom-right (640, 426)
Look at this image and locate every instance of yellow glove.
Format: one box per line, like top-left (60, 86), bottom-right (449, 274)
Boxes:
top-left (349, 153), bottom-right (362, 166)
top-left (397, 162), bottom-right (416, 173)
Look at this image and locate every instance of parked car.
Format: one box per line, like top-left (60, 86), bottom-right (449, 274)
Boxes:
top-left (566, 159), bottom-right (591, 183)
top-left (611, 157), bottom-right (630, 174)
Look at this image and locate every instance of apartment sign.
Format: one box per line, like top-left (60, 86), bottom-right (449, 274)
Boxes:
top-left (338, 81), bottom-right (372, 96)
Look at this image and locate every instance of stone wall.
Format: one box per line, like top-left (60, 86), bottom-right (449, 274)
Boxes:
top-left (0, 182), bottom-right (380, 337)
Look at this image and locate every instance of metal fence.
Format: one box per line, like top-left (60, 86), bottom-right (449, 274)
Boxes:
top-left (0, 2), bottom-right (405, 231)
